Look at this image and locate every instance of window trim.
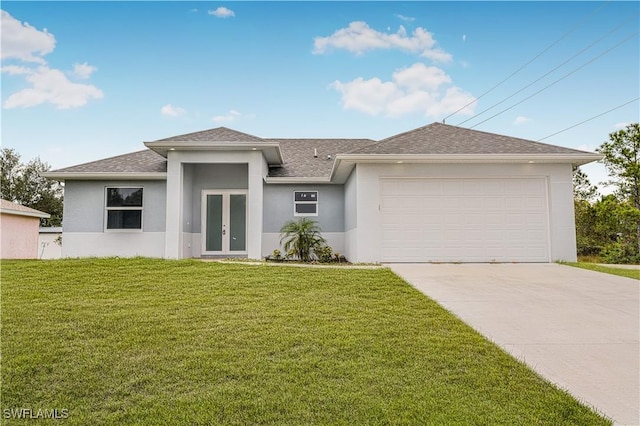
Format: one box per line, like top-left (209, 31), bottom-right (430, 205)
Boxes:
top-left (104, 186), bottom-right (144, 232)
top-left (293, 190), bottom-right (318, 217)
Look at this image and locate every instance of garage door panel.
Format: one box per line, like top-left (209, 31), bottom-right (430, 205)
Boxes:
top-left (380, 178), bottom-right (549, 262)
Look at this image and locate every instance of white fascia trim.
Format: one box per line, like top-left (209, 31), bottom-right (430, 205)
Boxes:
top-left (0, 208), bottom-right (50, 219)
top-left (40, 172), bottom-right (167, 181)
top-left (264, 176), bottom-right (332, 184)
top-left (144, 141), bottom-right (284, 164)
top-left (334, 153), bottom-right (603, 164)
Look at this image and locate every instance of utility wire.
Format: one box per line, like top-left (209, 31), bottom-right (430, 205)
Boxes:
top-left (467, 31), bottom-right (639, 129)
top-left (442, 0), bottom-right (612, 123)
top-left (537, 97), bottom-right (639, 141)
top-left (456, 15), bottom-right (637, 126)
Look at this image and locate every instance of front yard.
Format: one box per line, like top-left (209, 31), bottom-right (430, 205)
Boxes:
top-left (1, 259), bottom-right (608, 424)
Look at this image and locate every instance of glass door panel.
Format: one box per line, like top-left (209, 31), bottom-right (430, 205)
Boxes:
top-left (206, 194), bottom-right (223, 251)
top-left (229, 194), bottom-right (246, 251)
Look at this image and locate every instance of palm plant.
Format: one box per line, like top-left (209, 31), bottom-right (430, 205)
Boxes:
top-left (279, 218), bottom-right (327, 262)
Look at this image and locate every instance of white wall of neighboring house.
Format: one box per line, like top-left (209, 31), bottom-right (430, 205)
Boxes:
top-left (38, 228), bottom-right (62, 259)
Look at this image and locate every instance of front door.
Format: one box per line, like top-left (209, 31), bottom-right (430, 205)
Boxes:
top-left (201, 190), bottom-right (247, 255)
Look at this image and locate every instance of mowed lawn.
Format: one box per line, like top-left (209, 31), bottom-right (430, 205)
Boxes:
top-left (1, 259), bottom-right (608, 425)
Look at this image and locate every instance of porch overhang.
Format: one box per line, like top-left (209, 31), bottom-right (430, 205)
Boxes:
top-left (144, 141), bottom-right (284, 166)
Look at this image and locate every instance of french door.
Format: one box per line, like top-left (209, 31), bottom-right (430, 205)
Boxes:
top-left (201, 190), bottom-right (247, 255)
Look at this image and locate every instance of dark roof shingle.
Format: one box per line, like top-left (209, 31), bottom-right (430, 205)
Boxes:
top-left (153, 127), bottom-right (264, 143)
top-left (267, 139), bottom-right (374, 177)
top-left (351, 122), bottom-right (590, 155)
top-left (53, 150), bottom-right (167, 173)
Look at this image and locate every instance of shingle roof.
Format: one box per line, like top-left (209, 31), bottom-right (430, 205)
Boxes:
top-left (153, 127), bottom-right (264, 143)
top-left (351, 122), bottom-right (590, 155)
top-left (267, 139), bottom-right (374, 177)
top-left (48, 123), bottom-right (596, 179)
top-left (1, 199), bottom-right (50, 218)
top-left (52, 150), bottom-right (167, 173)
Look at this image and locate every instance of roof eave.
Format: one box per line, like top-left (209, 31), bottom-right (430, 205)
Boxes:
top-left (144, 141), bottom-right (284, 165)
top-left (335, 153), bottom-right (602, 165)
top-left (41, 172), bottom-right (168, 181)
top-left (0, 208), bottom-right (50, 219)
top-left (264, 176), bottom-right (332, 184)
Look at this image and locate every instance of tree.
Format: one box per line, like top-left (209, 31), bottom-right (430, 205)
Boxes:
top-left (279, 218), bottom-right (327, 262)
top-left (572, 166), bottom-right (598, 202)
top-left (0, 148), bottom-right (63, 226)
top-left (597, 123), bottom-right (640, 254)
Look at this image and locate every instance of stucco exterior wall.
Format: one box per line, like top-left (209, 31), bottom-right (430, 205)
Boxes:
top-left (38, 231), bottom-right (62, 259)
top-left (62, 180), bottom-right (167, 257)
top-left (1, 213), bottom-right (41, 259)
top-left (350, 162), bottom-right (577, 263)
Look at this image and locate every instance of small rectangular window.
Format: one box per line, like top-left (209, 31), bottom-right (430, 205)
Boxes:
top-left (294, 191), bottom-right (318, 216)
top-left (106, 187), bottom-right (143, 230)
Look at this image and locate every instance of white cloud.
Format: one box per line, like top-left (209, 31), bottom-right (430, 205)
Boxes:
top-left (1, 10), bottom-right (56, 63)
top-left (330, 62), bottom-right (474, 118)
top-left (395, 14), bottom-right (415, 23)
top-left (212, 109), bottom-right (243, 122)
top-left (3, 66), bottom-right (103, 109)
top-left (208, 7), bottom-right (235, 18)
top-left (161, 104), bottom-right (186, 117)
top-left (313, 21), bottom-right (452, 62)
top-left (514, 115), bottom-right (532, 125)
top-left (73, 62), bottom-right (96, 79)
top-left (577, 144), bottom-right (596, 153)
top-left (613, 122), bottom-right (629, 130)
top-left (462, 34), bottom-right (466, 42)
top-left (2, 11), bottom-right (103, 110)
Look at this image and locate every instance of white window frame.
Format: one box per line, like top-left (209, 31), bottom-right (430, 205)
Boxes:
top-left (104, 186), bottom-right (144, 232)
top-left (293, 191), bottom-right (318, 217)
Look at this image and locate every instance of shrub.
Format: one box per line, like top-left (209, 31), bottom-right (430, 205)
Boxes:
top-left (600, 241), bottom-right (640, 264)
top-left (279, 218), bottom-right (327, 262)
top-left (315, 245), bottom-right (333, 263)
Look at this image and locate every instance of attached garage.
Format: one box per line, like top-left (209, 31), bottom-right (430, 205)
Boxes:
top-left (379, 177), bottom-right (550, 262)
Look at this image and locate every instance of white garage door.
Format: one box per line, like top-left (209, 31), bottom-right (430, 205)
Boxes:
top-left (380, 178), bottom-right (550, 263)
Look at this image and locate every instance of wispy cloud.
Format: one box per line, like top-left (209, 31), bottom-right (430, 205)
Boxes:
top-left (208, 7), bottom-right (235, 18)
top-left (513, 115), bottom-right (532, 125)
top-left (161, 104), bottom-right (186, 117)
top-left (1, 10), bottom-right (102, 109)
top-left (2, 66), bottom-right (103, 109)
top-left (212, 109), bottom-right (255, 123)
top-left (395, 14), bottom-right (415, 23)
top-left (613, 122), bottom-right (629, 130)
top-left (462, 34), bottom-right (466, 42)
top-left (313, 21), bottom-right (452, 62)
top-left (330, 62), bottom-right (474, 118)
top-left (73, 62), bottom-right (96, 79)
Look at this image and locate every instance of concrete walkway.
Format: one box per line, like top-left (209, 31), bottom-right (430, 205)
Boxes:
top-left (387, 263), bottom-right (639, 425)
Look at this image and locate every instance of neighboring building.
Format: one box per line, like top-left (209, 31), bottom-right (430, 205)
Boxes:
top-left (1, 199), bottom-right (51, 259)
top-left (39, 227), bottom-right (63, 259)
top-left (42, 123), bottom-right (601, 263)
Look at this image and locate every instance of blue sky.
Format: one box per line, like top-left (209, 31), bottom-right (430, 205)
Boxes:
top-left (1, 1), bottom-right (638, 192)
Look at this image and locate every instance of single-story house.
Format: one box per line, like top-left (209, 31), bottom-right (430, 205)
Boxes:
top-left (1, 199), bottom-right (51, 259)
top-left (42, 123), bottom-right (601, 263)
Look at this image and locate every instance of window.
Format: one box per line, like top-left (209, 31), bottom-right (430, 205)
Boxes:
top-left (294, 191), bottom-right (318, 216)
top-left (105, 187), bottom-right (143, 230)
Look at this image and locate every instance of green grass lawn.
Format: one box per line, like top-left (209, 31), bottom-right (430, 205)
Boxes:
top-left (2, 258), bottom-right (608, 425)
top-left (564, 262), bottom-right (639, 280)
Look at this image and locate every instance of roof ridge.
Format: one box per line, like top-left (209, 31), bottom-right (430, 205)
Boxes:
top-left (153, 126), bottom-right (264, 142)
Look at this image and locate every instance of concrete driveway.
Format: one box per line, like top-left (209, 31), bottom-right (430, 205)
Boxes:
top-left (388, 263), bottom-right (639, 425)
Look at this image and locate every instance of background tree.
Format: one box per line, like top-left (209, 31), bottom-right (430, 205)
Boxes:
top-left (1, 148), bottom-right (63, 226)
top-left (596, 122), bottom-right (640, 259)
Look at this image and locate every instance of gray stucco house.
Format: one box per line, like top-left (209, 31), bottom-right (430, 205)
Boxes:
top-left (43, 123), bottom-right (600, 263)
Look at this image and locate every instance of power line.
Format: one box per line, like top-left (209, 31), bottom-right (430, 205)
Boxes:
top-left (442, 0), bottom-right (612, 123)
top-left (537, 97), bottom-right (639, 142)
top-left (456, 15), bottom-right (637, 127)
top-left (467, 31), bottom-right (639, 129)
